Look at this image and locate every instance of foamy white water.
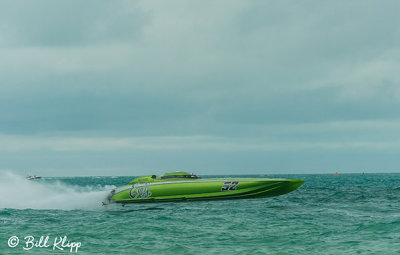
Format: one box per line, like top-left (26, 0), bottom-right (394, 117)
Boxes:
top-left (0, 171), bottom-right (113, 210)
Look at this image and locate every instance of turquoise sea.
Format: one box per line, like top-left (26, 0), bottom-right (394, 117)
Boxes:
top-left (1, 172), bottom-right (400, 254)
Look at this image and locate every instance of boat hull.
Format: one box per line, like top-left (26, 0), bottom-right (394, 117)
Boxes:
top-left (107, 178), bottom-right (304, 204)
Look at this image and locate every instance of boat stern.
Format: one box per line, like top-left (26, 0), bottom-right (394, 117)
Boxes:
top-left (102, 189), bottom-right (116, 205)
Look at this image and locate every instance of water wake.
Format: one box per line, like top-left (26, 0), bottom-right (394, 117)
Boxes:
top-left (0, 171), bottom-right (113, 210)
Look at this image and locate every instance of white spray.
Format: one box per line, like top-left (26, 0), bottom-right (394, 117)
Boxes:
top-left (0, 171), bottom-right (114, 210)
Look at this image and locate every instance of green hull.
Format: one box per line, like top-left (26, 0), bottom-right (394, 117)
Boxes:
top-left (106, 174), bottom-right (304, 204)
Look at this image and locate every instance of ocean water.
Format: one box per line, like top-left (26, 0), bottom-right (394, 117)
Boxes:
top-left (1, 172), bottom-right (400, 254)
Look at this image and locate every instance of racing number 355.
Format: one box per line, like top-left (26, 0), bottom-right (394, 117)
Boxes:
top-left (221, 181), bottom-right (239, 191)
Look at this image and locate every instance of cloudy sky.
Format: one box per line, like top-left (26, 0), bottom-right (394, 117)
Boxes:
top-left (1, 0), bottom-right (400, 176)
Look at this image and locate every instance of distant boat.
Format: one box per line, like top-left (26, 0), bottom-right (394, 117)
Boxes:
top-left (334, 172), bottom-right (339, 176)
top-left (27, 174), bottom-right (41, 180)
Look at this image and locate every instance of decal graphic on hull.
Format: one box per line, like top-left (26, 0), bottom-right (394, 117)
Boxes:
top-left (221, 181), bottom-right (239, 191)
top-left (129, 183), bottom-right (152, 199)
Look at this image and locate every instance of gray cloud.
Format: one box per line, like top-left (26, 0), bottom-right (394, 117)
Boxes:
top-left (0, 0), bottom-right (400, 174)
top-left (0, 1), bottom-right (149, 46)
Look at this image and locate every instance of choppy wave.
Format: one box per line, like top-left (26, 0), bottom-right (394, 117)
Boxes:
top-left (2, 172), bottom-right (400, 254)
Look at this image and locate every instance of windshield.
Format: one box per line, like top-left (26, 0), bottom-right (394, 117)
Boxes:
top-left (160, 174), bottom-right (199, 179)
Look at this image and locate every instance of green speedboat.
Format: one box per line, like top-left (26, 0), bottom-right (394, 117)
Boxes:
top-left (104, 171), bottom-right (304, 205)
